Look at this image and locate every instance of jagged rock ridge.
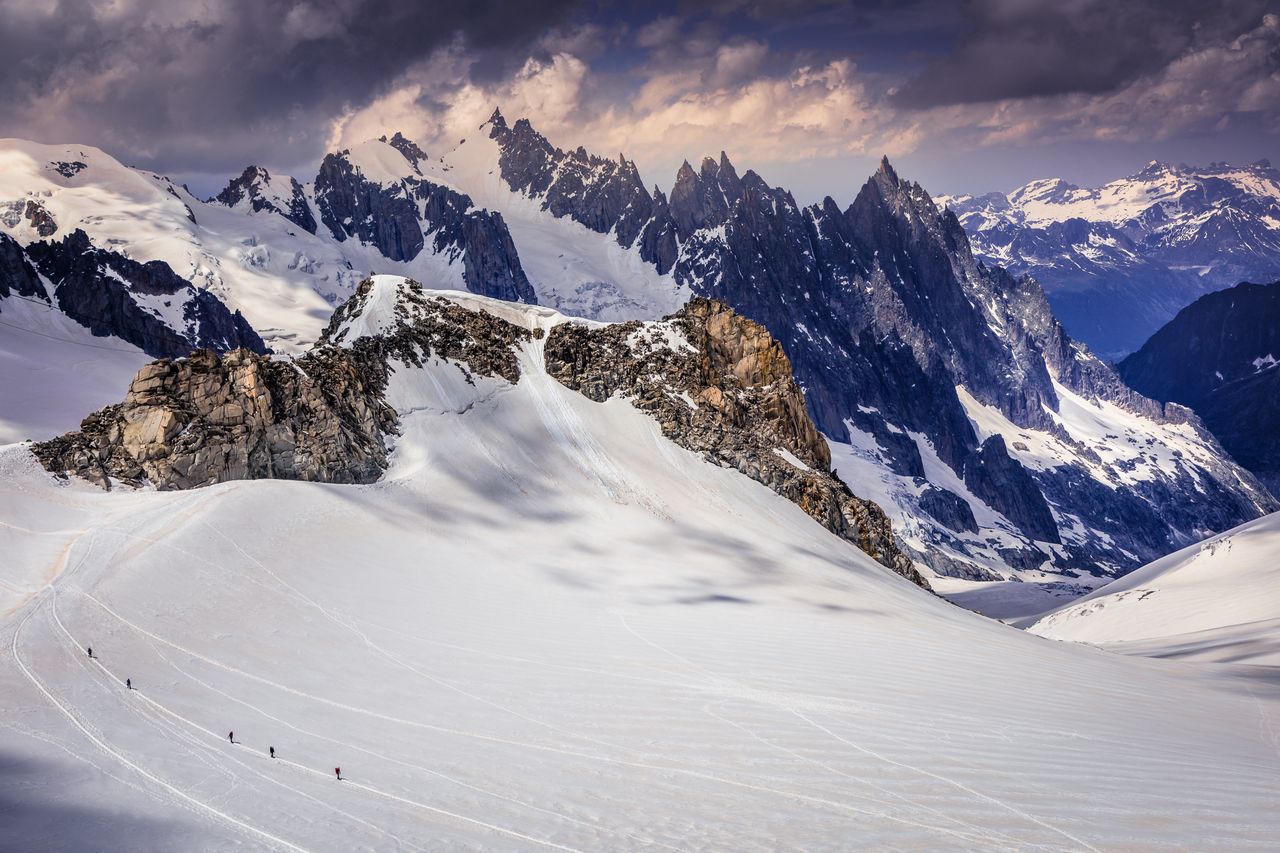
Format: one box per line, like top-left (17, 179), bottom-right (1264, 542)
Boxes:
top-left (477, 117), bottom-right (1275, 582)
top-left (215, 165), bottom-right (318, 234)
top-left (544, 297), bottom-right (924, 586)
top-left (0, 228), bottom-right (265, 359)
top-left (34, 278), bottom-right (926, 588)
top-left (23, 229), bottom-right (267, 359)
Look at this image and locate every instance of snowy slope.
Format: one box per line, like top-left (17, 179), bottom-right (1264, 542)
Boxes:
top-left (0, 139), bottom-right (489, 353)
top-left (1029, 512), bottom-right (1280, 665)
top-left (416, 128), bottom-right (688, 321)
top-left (3, 293), bottom-right (1279, 850)
top-left (0, 292), bottom-right (150, 443)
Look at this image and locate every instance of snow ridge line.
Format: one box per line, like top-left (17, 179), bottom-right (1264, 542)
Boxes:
top-left (11, 597), bottom-right (312, 853)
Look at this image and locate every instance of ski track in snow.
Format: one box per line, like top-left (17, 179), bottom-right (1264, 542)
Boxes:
top-left (12, 597), bottom-right (312, 853)
top-left (15, 489), bottom-right (1268, 849)
top-left (613, 610), bottom-right (1101, 852)
top-left (65, 577), bottom-right (1047, 849)
top-left (26, 531), bottom-right (614, 853)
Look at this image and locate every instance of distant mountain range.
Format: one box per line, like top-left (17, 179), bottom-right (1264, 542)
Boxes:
top-left (1119, 280), bottom-right (1280, 495)
top-left (0, 119), bottom-right (1273, 592)
top-left (939, 160), bottom-right (1280, 358)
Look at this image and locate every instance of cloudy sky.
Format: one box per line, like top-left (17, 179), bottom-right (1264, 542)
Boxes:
top-left (2, 0), bottom-right (1277, 202)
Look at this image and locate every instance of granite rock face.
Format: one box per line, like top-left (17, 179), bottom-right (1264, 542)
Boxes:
top-left (33, 278), bottom-right (533, 490)
top-left (19, 229), bottom-right (266, 359)
top-left (543, 297), bottom-right (927, 588)
top-left (311, 141), bottom-right (536, 304)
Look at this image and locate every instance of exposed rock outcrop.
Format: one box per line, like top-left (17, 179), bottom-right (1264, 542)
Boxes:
top-left (32, 278), bottom-right (925, 589)
top-left (24, 229), bottom-right (267, 359)
top-left (33, 278), bottom-right (532, 490)
top-left (214, 165), bottom-right (318, 234)
top-left (23, 199), bottom-right (57, 237)
top-left (0, 231), bottom-right (49, 304)
top-left (544, 298), bottom-right (927, 588)
top-left (312, 139), bottom-right (537, 304)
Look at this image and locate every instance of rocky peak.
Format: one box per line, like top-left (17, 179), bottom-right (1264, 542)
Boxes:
top-left (214, 165), bottom-right (317, 234)
top-left (668, 153), bottom-right (747, 239)
top-left (873, 155), bottom-right (899, 188)
top-left (488, 109), bottom-right (659, 253)
top-left (312, 143), bottom-right (535, 303)
top-left (383, 132), bottom-right (428, 170)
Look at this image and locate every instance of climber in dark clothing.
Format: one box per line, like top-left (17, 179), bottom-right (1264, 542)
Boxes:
top-left (87, 647), bottom-right (93, 659)
top-left (335, 767), bottom-right (341, 781)
top-left (126, 678), bottom-right (131, 690)
top-left (269, 746), bottom-right (275, 759)
top-left (228, 731), bottom-right (234, 744)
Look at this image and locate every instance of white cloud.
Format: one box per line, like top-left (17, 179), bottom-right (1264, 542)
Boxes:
top-left (324, 12), bottom-right (1280, 195)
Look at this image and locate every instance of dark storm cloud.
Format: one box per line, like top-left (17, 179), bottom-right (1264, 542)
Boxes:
top-left (0, 0), bottom-right (580, 176)
top-left (892, 0), bottom-right (1278, 108)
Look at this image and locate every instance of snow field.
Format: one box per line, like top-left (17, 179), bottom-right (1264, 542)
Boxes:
top-left (2, 330), bottom-right (1279, 850)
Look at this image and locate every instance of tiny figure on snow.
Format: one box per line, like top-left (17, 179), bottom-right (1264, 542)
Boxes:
top-left (228, 731), bottom-right (234, 744)
top-left (87, 647), bottom-right (93, 658)
top-left (335, 767), bottom-right (341, 781)
top-left (126, 678), bottom-right (131, 690)
top-left (269, 746), bottom-right (275, 759)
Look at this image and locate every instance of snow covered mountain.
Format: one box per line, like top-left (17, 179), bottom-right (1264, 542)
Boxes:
top-left (4, 277), bottom-right (1278, 850)
top-left (939, 160), bottom-right (1280, 358)
top-left (33, 275), bottom-right (921, 587)
top-left (416, 113), bottom-right (1272, 589)
top-left (1, 124), bottom-right (1273, 592)
top-left (1029, 511), bottom-right (1280, 666)
top-left (1118, 280), bottom-right (1280, 494)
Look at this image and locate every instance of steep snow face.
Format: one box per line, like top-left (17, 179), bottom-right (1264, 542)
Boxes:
top-left (412, 120), bottom-right (688, 321)
top-left (1029, 512), bottom-right (1280, 666)
top-left (3, 294), bottom-right (1280, 848)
